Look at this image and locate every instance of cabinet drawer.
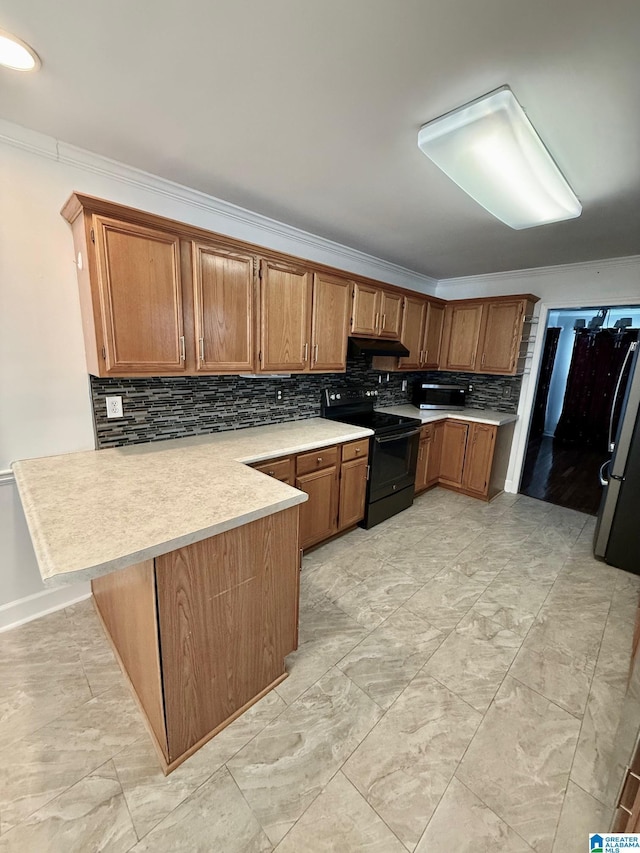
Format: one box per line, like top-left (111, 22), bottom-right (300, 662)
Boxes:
top-left (296, 445), bottom-right (339, 475)
top-left (252, 456), bottom-right (294, 482)
top-left (420, 424), bottom-right (434, 441)
top-left (341, 439), bottom-right (370, 462)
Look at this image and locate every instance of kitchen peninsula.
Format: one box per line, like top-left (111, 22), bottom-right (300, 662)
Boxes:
top-left (12, 418), bottom-right (372, 773)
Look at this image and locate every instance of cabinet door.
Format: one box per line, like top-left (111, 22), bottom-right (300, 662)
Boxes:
top-left (260, 260), bottom-right (312, 372)
top-left (422, 303), bottom-right (445, 369)
top-left (462, 423), bottom-right (497, 494)
top-left (441, 303), bottom-right (484, 371)
top-left (398, 297), bottom-right (427, 370)
top-left (193, 243), bottom-right (255, 372)
top-left (311, 273), bottom-right (351, 372)
top-left (93, 216), bottom-right (185, 374)
top-left (296, 466), bottom-right (338, 549)
top-left (338, 457), bottom-right (368, 530)
top-left (351, 282), bottom-right (380, 336)
top-left (439, 421), bottom-right (469, 485)
top-left (379, 291), bottom-right (403, 339)
top-left (427, 421), bottom-right (444, 485)
top-left (478, 299), bottom-right (525, 374)
top-left (415, 438), bottom-right (430, 492)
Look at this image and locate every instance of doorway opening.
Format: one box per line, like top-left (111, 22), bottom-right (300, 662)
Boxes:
top-left (520, 304), bottom-right (640, 515)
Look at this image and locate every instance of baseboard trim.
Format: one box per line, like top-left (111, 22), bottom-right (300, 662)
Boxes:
top-left (0, 584), bottom-right (92, 632)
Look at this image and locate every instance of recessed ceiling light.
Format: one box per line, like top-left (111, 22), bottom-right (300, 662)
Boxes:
top-left (0, 29), bottom-right (41, 71)
top-left (417, 86), bottom-right (581, 230)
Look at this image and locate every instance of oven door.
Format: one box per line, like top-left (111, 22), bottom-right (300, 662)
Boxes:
top-left (369, 428), bottom-right (420, 503)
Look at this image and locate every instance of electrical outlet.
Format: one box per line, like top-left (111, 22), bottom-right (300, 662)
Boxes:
top-left (105, 396), bottom-right (123, 419)
top-left (402, 379), bottom-right (408, 392)
top-left (274, 389), bottom-right (284, 404)
top-left (502, 385), bottom-right (512, 398)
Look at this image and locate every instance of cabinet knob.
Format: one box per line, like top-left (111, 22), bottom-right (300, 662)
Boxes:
top-left (317, 457), bottom-right (322, 463)
top-left (268, 470), bottom-right (275, 476)
top-left (355, 447), bottom-right (360, 453)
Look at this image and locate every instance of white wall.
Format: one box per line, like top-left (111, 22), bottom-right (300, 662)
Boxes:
top-left (437, 259), bottom-right (640, 491)
top-left (0, 119), bottom-right (437, 626)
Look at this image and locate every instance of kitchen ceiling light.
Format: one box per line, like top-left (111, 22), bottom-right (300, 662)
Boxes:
top-left (417, 86), bottom-right (581, 230)
top-left (0, 29), bottom-right (40, 71)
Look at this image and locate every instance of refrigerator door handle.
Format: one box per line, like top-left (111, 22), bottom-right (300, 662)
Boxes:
top-left (609, 342), bottom-right (638, 452)
top-left (599, 460), bottom-right (611, 486)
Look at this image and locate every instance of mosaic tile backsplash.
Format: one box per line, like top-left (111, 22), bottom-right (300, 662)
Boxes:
top-left (90, 358), bottom-right (521, 449)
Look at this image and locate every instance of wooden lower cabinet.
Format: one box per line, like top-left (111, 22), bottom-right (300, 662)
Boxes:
top-left (439, 421), bottom-right (469, 485)
top-left (462, 423), bottom-right (497, 495)
top-left (414, 418), bottom-right (513, 502)
top-left (92, 507), bottom-right (300, 773)
top-left (296, 465), bottom-right (339, 549)
top-left (338, 456), bottom-right (368, 530)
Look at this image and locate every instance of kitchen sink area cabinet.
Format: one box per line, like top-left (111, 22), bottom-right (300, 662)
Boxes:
top-left (192, 242), bottom-right (256, 373)
top-left (259, 258), bottom-right (313, 372)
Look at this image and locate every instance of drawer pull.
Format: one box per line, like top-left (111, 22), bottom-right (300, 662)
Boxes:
top-left (317, 457), bottom-right (322, 463)
top-left (268, 470), bottom-right (275, 476)
top-left (355, 447), bottom-right (360, 453)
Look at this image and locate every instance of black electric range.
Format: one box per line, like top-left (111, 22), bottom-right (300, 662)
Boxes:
top-left (321, 388), bottom-right (422, 528)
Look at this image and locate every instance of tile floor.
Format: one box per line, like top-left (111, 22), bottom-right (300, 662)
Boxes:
top-left (0, 489), bottom-right (637, 852)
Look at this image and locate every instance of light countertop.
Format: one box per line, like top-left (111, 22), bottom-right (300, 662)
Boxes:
top-left (377, 405), bottom-right (518, 427)
top-left (12, 419), bottom-right (373, 588)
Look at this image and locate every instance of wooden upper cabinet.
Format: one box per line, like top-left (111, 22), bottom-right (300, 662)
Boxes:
top-left (439, 420), bottom-right (469, 485)
top-left (398, 297), bottom-right (427, 370)
top-left (423, 303), bottom-right (445, 369)
top-left (193, 243), bottom-right (255, 373)
top-left (478, 299), bottom-right (526, 375)
top-left (441, 303), bottom-right (484, 371)
top-left (462, 423), bottom-right (497, 494)
top-left (311, 273), bottom-right (351, 372)
top-left (379, 290), bottom-right (403, 338)
top-left (260, 259), bottom-right (312, 372)
top-left (351, 282), bottom-right (380, 336)
top-left (93, 216), bottom-right (186, 375)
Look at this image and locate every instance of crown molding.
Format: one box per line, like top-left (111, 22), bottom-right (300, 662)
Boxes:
top-left (0, 118), bottom-right (437, 294)
top-left (438, 253), bottom-right (640, 290)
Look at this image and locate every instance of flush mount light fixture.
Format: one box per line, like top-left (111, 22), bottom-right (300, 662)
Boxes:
top-left (0, 28), bottom-right (41, 71)
top-left (417, 86), bottom-right (581, 230)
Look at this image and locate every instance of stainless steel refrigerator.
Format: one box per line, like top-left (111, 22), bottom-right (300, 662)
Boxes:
top-left (594, 341), bottom-right (640, 572)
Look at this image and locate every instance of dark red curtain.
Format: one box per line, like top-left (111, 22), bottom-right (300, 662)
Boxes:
top-left (555, 329), bottom-right (639, 451)
top-left (530, 327), bottom-right (561, 439)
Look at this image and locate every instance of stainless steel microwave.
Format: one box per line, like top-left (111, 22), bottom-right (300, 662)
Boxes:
top-left (412, 382), bottom-right (466, 410)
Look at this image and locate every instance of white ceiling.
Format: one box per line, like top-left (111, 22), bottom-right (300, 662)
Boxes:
top-left (2, 0), bottom-right (640, 279)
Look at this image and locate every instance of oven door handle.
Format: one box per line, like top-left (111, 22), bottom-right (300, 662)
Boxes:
top-left (375, 429), bottom-right (421, 444)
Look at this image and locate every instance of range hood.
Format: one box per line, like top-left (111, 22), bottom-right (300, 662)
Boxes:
top-left (348, 337), bottom-right (410, 358)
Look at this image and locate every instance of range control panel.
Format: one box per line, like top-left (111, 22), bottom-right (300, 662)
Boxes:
top-left (322, 388), bottom-right (379, 407)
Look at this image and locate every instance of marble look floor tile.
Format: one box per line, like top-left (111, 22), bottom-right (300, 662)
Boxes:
top-left (302, 561), bottom-right (367, 604)
top-left (228, 669), bottom-right (382, 844)
top-left (525, 606), bottom-right (605, 666)
top-left (298, 596), bottom-right (369, 653)
top-left (403, 571), bottom-right (488, 633)
top-left (473, 574), bottom-right (552, 638)
top-left (337, 610), bottom-right (443, 709)
top-left (0, 609), bottom-right (80, 667)
top-left (343, 672), bottom-right (482, 850)
top-left (114, 690), bottom-right (285, 839)
top-left (458, 676), bottom-right (580, 853)
top-left (571, 675), bottom-right (626, 807)
top-left (415, 776), bottom-right (533, 853)
top-left (0, 683), bottom-right (146, 827)
top-left (131, 766), bottom-right (271, 853)
top-left (334, 567), bottom-right (424, 630)
top-left (274, 771), bottom-right (405, 853)
top-left (0, 660), bottom-right (92, 752)
top-left (510, 643), bottom-right (595, 718)
top-left (594, 615), bottom-right (636, 694)
top-left (551, 782), bottom-right (611, 853)
top-left (384, 552), bottom-right (448, 582)
top-left (446, 555), bottom-right (508, 586)
top-left (0, 761), bottom-right (136, 853)
top-left (424, 612), bottom-right (522, 713)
